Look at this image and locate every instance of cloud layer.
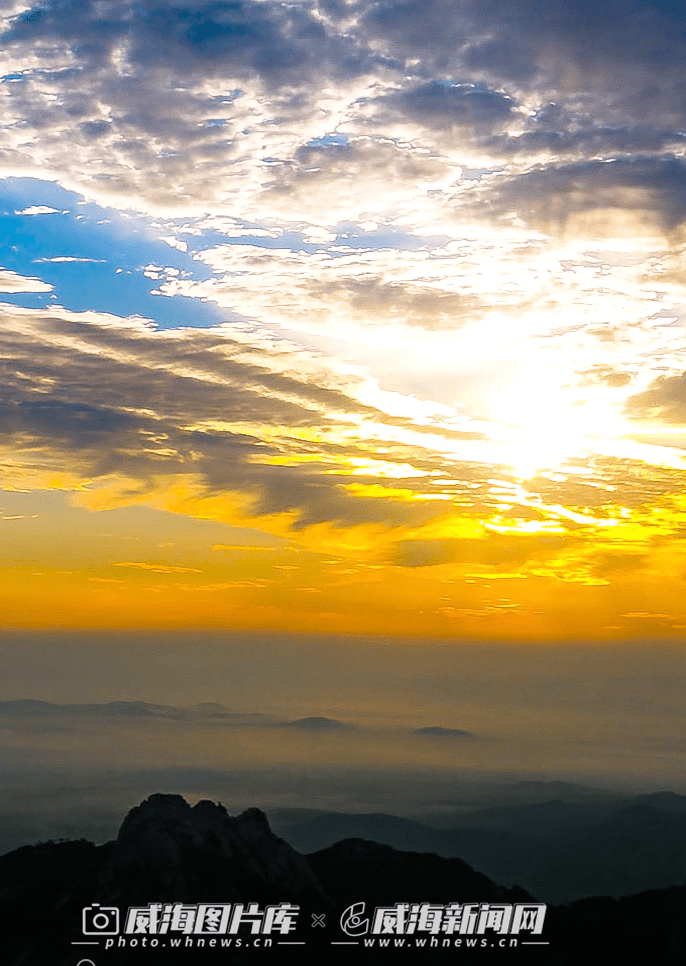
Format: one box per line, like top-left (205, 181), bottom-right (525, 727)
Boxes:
top-left (0, 2), bottom-right (686, 638)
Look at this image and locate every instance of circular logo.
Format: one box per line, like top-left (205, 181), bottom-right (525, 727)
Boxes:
top-left (341, 901), bottom-right (369, 936)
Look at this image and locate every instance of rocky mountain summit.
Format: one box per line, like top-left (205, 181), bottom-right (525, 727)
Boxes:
top-left (0, 793), bottom-right (685, 964)
top-left (96, 793), bottom-right (329, 907)
top-left (0, 794), bottom-right (332, 965)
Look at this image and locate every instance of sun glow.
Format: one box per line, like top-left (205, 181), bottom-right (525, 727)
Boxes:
top-left (485, 377), bottom-right (629, 479)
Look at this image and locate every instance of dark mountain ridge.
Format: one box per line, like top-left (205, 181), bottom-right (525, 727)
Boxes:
top-left (0, 794), bottom-right (685, 964)
top-left (272, 792), bottom-right (686, 903)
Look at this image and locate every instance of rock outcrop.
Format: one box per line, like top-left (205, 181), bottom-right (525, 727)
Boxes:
top-left (1, 793), bottom-right (685, 965)
top-left (96, 793), bottom-right (329, 907)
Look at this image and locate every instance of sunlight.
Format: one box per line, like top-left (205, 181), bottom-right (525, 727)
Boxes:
top-left (486, 376), bottom-right (626, 479)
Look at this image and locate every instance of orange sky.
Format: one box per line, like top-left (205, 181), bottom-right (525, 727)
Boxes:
top-left (1, 1), bottom-right (686, 642)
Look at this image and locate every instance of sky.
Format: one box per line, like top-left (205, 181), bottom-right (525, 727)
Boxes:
top-left (0, 1), bottom-right (686, 813)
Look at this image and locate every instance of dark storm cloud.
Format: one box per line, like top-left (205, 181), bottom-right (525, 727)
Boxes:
top-left (625, 373), bottom-right (686, 423)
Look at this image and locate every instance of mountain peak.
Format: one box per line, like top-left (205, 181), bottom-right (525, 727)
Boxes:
top-left (138, 792), bottom-right (190, 811)
top-left (97, 794), bottom-right (329, 909)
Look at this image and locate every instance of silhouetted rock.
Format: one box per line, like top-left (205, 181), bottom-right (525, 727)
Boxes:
top-left (308, 837), bottom-right (532, 906)
top-left (0, 795), bottom-right (330, 965)
top-left (1, 794), bottom-right (685, 964)
top-left (96, 794), bottom-right (327, 906)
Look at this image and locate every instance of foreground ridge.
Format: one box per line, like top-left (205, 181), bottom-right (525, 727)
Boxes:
top-left (0, 794), bottom-right (684, 964)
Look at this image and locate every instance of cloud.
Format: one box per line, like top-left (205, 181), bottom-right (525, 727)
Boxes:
top-left (113, 562), bottom-right (203, 575)
top-left (399, 81), bottom-right (515, 129)
top-left (580, 367), bottom-right (633, 389)
top-left (0, 0), bottom-right (684, 252)
top-left (175, 241), bottom-right (494, 334)
top-left (251, 137), bottom-right (457, 228)
top-left (1, 0), bottom-right (686, 639)
top-left (0, 302), bottom-right (481, 530)
top-left (362, 0), bottom-right (686, 123)
top-left (34, 256), bottom-right (106, 263)
top-left (368, 80), bottom-right (518, 138)
top-left (0, 1), bottom-right (382, 217)
top-left (2, 0), bottom-right (375, 84)
top-left (1, 293), bottom-right (682, 587)
top-left (625, 374), bottom-right (686, 423)
top-left (467, 157), bottom-right (686, 238)
top-left (0, 268), bottom-right (53, 292)
top-left (589, 552), bottom-right (648, 578)
top-left (486, 126), bottom-right (686, 166)
top-left (393, 532), bottom-right (574, 569)
top-left (14, 205), bottom-right (61, 215)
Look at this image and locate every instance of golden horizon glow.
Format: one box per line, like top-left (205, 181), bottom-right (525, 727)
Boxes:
top-left (1, 3), bottom-right (686, 643)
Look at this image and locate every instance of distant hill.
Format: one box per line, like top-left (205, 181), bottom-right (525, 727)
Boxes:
top-left (1, 793), bottom-right (685, 963)
top-left (272, 792), bottom-right (686, 903)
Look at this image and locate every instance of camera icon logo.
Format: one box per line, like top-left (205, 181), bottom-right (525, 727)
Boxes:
top-left (82, 904), bottom-right (120, 935)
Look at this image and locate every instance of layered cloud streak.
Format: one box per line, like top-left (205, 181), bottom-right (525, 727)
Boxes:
top-left (1, 2), bottom-right (686, 637)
